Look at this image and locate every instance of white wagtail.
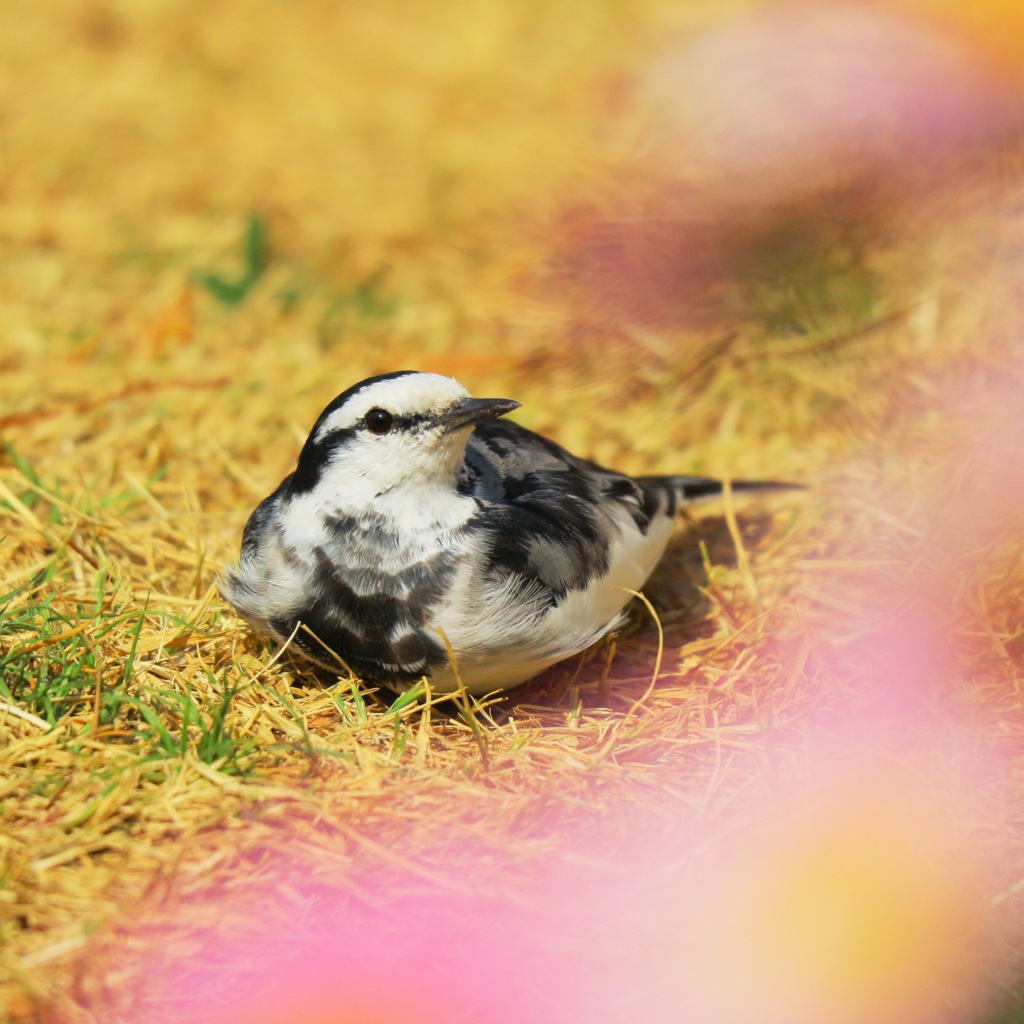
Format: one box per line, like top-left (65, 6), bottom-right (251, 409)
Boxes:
top-left (221, 371), bottom-right (794, 695)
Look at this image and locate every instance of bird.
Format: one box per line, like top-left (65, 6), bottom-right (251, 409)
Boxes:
top-left (221, 371), bottom-right (794, 695)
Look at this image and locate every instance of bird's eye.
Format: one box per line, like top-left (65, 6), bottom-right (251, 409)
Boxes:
top-left (364, 408), bottom-right (394, 434)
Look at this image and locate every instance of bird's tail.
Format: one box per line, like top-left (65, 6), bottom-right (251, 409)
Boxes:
top-left (641, 475), bottom-right (803, 504)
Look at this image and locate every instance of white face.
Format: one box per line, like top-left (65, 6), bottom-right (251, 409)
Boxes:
top-left (302, 373), bottom-right (481, 503)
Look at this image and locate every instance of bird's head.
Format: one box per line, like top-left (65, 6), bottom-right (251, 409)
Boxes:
top-left (288, 371), bottom-right (519, 500)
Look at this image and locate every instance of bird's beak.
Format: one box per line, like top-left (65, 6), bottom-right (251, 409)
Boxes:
top-left (438, 396), bottom-right (521, 433)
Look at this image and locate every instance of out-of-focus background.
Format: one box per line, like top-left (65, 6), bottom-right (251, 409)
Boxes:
top-left (1, 1), bottom-right (1023, 1021)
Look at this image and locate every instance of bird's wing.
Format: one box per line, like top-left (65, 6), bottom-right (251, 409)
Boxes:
top-left (459, 420), bottom-right (676, 602)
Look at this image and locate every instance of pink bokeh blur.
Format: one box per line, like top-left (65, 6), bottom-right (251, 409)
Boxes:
top-left (551, 1), bottom-right (1022, 328)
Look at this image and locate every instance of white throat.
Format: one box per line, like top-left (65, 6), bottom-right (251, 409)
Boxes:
top-left (362, 478), bottom-right (475, 531)
top-left (281, 474), bottom-right (476, 560)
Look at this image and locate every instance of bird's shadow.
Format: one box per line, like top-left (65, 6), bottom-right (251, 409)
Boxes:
top-left (509, 511), bottom-right (780, 714)
top-left (643, 510), bottom-right (776, 618)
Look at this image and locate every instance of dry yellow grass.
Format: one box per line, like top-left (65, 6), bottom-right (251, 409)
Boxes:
top-left (1, 2), bottom-right (1023, 1021)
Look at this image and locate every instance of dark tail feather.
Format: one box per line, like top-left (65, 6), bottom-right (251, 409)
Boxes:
top-left (642, 475), bottom-right (804, 503)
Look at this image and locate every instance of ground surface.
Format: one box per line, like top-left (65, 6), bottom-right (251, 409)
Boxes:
top-left (1, 2), bottom-right (1023, 1022)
